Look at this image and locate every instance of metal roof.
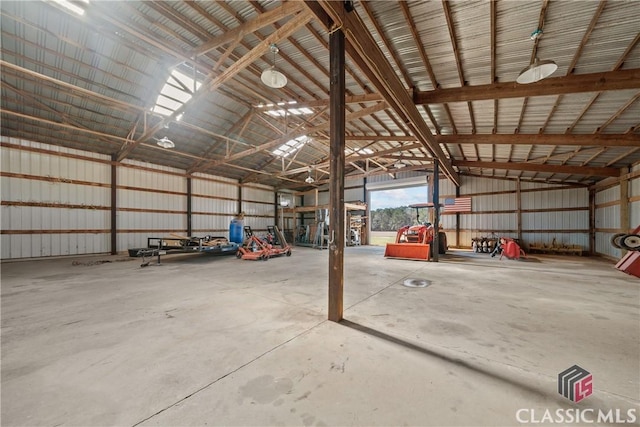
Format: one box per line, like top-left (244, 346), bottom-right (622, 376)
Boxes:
top-left (1, 0), bottom-right (639, 190)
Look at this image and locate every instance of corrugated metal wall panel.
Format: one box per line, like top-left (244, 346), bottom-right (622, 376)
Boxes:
top-left (241, 185), bottom-right (276, 232)
top-left (1, 137), bottom-right (111, 258)
top-left (243, 184), bottom-right (274, 203)
top-left (595, 185), bottom-right (619, 204)
top-left (345, 187), bottom-right (365, 204)
top-left (473, 193), bottom-right (516, 211)
top-left (629, 201), bottom-right (640, 229)
top-left (522, 232), bottom-right (589, 249)
top-left (630, 171), bottom-right (640, 229)
top-left (596, 232), bottom-right (622, 259)
top-left (522, 210), bottom-right (588, 231)
top-left (521, 188), bottom-right (588, 209)
top-left (116, 162), bottom-right (187, 252)
top-left (460, 213), bottom-right (516, 232)
top-left (595, 205), bottom-right (620, 230)
top-left (1, 138), bottom-right (276, 258)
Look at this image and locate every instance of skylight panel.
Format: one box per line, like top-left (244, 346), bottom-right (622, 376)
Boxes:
top-left (272, 136), bottom-right (309, 157)
top-left (152, 69), bottom-right (201, 117)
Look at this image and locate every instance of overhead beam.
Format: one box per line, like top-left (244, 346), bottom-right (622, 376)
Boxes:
top-left (197, 102), bottom-right (386, 169)
top-left (454, 160), bottom-right (620, 177)
top-left (189, 2), bottom-right (304, 57)
top-left (414, 68), bottom-right (640, 104)
top-left (306, 0), bottom-right (459, 185)
top-left (340, 133), bottom-right (640, 146)
top-left (345, 135), bottom-right (416, 142)
top-left (277, 93), bottom-right (383, 110)
top-left (116, 10), bottom-right (312, 162)
top-left (437, 133), bottom-right (640, 146)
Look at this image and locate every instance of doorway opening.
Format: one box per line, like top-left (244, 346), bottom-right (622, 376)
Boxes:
top-left (369, 185), bottom-right (429, 246)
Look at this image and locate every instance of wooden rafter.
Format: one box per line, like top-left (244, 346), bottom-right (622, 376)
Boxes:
top-left (454, 160), bottom-right (620, 177)
top-left (436, 133), bottom-right (640, 146)
top-left (115, 10), bottom-right (313, 162)
top-left (413, 69), bottom-right (640, 104)
top-left (539, 1), bottom-right (607, 135)
top-left (442, 0), bottom-right (475, 137)
top-left (305, 0), bottom-right (459, 184)
top-left (189, 2), bottom-right (304, 58)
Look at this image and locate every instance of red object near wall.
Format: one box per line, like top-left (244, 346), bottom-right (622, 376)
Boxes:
top-left (616, 251), bottom-right (640, 278)
top-left (500, 238), bottom-right (526, 260)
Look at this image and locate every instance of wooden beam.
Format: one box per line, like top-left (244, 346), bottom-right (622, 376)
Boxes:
top-left (620, 171), bottom-right (630, 256)
top-left (345, 135), bottom-right (416, 142)
top-left (189, 2), bottom-right (304, 57)
top-left (308, 1), bottom-right (459, 185)
top-left (201, 102), bottom-right (387, 169)
top-left (110, 155), bottom-right (117, 255)
top-left (414, 69), bottom-right (640, 104)
top-left (328, 27), bottom-right (346, 322)
top-left (454, 160), bottom-right (620, 177)
top-left (116, 10), bottom-right (313, 162)
top-left (436, 133), bottom-right (640, 146)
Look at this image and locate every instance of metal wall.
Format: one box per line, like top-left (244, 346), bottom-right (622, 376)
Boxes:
top-left (1, 137), bottom-right (112, 258)
top-left (117, 160), bottom-right (188, 252)
top-left (191, 172), bottom-right (238, 236)
top-left (1, 137), bottom-right (275, 260)
top-left (594, 184), bottom-right (621, 258)
top-left (242, 183), bottom-right (276, 232)
top-left (594, 164), bottom-right (640, 260)
top-left (631, 164), bottom-right (640, 229)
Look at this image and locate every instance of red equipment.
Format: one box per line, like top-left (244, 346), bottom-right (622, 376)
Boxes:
top-left (384, 203), bottom-right (447, 261)
top-left (237, 225), bottom-right (292, 261)
top-left (499, 238), bottom-right (526, 260)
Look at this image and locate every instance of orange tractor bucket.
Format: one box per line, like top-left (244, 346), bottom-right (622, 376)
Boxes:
top-left (384, 242), bottom-right (431, 261)
top-left (384, 224), bottom-right (434, 261)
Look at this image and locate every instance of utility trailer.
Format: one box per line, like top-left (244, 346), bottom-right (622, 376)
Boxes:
top-left (128, 234), bottom-right (239, 267)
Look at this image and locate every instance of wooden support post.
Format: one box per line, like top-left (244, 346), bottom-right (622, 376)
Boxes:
top-left (516, 177), bottom-right (522, 244)
top-left (455, 185), bottom-right (461, 248)
top-left (186, 177), bottom-right (192, 236)
top-left (110, 155), bottom-right (117, 255)
top-left (432, 160), bottom-right (440, 262)
top-left (328, 26), bottom-right (346, 322)
top-left (589, 188), bottom-right (596, 255)
top-left (274, 192), bottom-right (279, 230)
top-left (620, 171), bottom-right (629, 256)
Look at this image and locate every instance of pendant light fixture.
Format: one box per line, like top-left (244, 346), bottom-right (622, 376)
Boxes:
top-left (516, 28), bottom-right (558, 84)
top-left (261, 44), bottom-right (287, 89)
top-left (517, 58), bottom-right (558, 84)
top-left (154, 136), bottom-right (175, 149)
top-left (305, 168), bottom-right (315, 184)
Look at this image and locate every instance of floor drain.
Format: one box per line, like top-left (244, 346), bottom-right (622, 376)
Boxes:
top-left (403, 278), bottom-right (431, 288)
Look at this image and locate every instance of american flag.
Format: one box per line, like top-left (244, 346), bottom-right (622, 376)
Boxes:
top-left (444, 197), bottom-right (472, 213)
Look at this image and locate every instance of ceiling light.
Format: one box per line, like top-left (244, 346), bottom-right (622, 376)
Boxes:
top-left (305, 168), bottom-right (315, 184)
top-left (261, 44), bottom-right (287, 89)
top-left (394, 160), bottom-right (407, 169)
top-left (155, 136), bottom-right (175, 149)
top-left (517, 58), bottom-right (558, 84)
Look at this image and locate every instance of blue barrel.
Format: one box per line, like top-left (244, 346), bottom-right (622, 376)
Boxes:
top-left (229, 219), bottom-right (244, 243)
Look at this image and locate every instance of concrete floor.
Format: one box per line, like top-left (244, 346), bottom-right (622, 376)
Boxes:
top-left (1, 247), bottom-right (639, 426)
